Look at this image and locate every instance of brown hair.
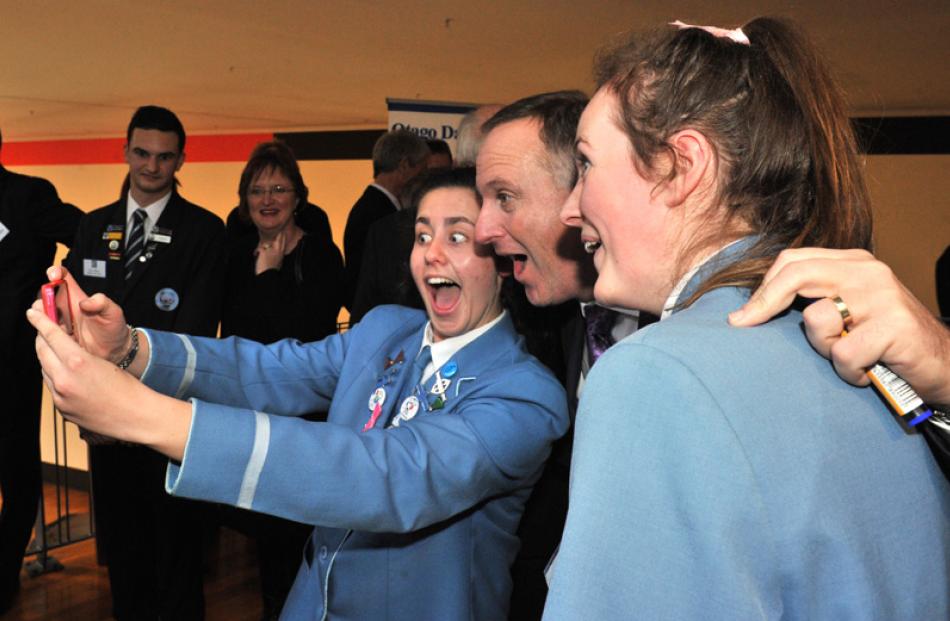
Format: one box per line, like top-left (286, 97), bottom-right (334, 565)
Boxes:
top-left (237, 141), bottom-right (309, 223)
top-left (594, 17), bottom-right (871, 303)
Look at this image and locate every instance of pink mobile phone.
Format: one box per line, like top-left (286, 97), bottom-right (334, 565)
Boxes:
top-left (41, 279), bottom-right (73, 331)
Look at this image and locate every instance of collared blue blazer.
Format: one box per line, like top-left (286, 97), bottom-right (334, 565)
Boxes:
top-left (544, 244), bottom-right (950, 620)
top-left (140, 305), bottom-right (568, 621)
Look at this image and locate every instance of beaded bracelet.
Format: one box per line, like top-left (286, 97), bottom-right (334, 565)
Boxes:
top-left (116, 325), bottom-right (139, 370)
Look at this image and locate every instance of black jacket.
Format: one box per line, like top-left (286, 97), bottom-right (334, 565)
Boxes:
top-left (64, 191), bottom-right (226, 336)
top-left (0, 165), bottom-right (82, 433)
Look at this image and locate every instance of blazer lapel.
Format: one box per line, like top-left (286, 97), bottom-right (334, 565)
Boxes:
top-left (104, 202), bottom-right (129, 304)
top-left (365, 327), bottom-right (427, 431)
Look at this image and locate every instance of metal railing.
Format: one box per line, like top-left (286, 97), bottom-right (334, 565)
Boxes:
top-left (25, 408), bottom-right (94, 577)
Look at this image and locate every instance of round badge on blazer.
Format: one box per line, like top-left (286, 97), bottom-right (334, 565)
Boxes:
top-left (108, 240), bottom-right (120, 251)
top-left (154, 288), bottom-right (180, 311)
top-left (368, 387), bottom-right (386, 411)
top-left (399, 396), bottom-right (420, 420)
top-left (442, 361), bottom-right (458, 378)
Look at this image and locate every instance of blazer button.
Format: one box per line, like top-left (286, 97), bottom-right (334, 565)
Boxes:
top-left (319, 545), bottom-right (328, 560)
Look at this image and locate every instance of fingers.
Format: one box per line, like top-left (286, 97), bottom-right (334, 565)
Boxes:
top-left (78, 292), bottom-right (123, 321)
top-left (800, 298), bottom-right (844, 359)
top-left (30, 308), bottom-right (70, 381)
top-left (729, 248), bottom-right (874, 327)
top-left (827, 324), bottom-right (883, 387)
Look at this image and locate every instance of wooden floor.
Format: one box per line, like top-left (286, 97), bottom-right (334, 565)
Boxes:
top-left (3, 484), bottom-right (265, 620)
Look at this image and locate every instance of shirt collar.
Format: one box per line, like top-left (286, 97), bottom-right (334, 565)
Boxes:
top-left (370, 183), bottom-right (401, 211)
top-left (126, 190), bottom-right (172, 233)
top-left (579, 300), bottom-right (640, 320)
top-left (660, 237), bottom-right (748, 320)
top-left (419, 310), bottom-right (507, 379)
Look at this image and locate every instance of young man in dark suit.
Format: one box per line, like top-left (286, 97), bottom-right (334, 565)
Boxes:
top-left (0, 129), bottom-right (82, 614)
top-left (64, 105), bottom-right (226, 621)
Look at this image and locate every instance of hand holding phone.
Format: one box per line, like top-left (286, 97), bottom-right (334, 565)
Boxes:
top-left (41, 278), bottom-right (74, 333)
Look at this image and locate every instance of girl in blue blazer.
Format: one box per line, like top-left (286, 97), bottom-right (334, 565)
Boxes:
top-left (30, 168), bottom-right (568, 620)
top-left (547, 18), bottom-right (950, 620)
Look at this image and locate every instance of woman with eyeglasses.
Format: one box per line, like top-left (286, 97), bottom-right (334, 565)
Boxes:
top-left (219, 141), bottom-right (345, 619)
top-left (223, 141), bottom-right (344, 347)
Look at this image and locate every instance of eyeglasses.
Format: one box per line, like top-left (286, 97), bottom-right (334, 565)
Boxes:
top-left (248, 185), bottom-right (294, 198)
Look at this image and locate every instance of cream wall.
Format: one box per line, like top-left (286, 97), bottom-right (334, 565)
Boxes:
top-left (12, 154), bottom-right (950, 473)
top-left (866, 155), bottom-right (949, 314)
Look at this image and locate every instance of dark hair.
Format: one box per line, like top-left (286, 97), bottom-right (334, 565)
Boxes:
top-left (372, 129), bottom-right (430, 177)
top-left (482, 90), bottom-right (589, 189)
top-left (237, 141), bottom-right (309, 223)
top-left (594, 18), bottom-right (871, 303)
top-left (406, 166), bottom-right (478, 212)
top-left (426, 139), bottom-right (452, 158)
top-left (126, 105), bottom-right (186, 152)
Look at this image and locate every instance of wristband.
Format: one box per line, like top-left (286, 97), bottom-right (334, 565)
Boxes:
top-left (116, 326), bottom-right (139, 370)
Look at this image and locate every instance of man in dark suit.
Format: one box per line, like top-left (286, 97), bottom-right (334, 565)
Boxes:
top-left (0, 129), bottom-right (82, 614)
top-left (342, 129), bottom-right (429, 309)
top-left (348, 207), bottom-right (422, 322)
top-left (64, 106), bottom-right (226, 621)
top-left (474, 92), bottom-right (653, 620)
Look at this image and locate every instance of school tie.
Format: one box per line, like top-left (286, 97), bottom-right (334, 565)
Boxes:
top-left (409, 345), bottom-right (433, 390)
top-left (584, 305), bottom-right (618, 364)
top-left (125, 208), bottom-right (148, 279)
top-left (384, 345), bottom-right (433, 429)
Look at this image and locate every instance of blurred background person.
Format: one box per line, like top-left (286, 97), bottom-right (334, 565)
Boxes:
top-left (0, 128), bottom-right (82, 614)
top-left (342, 129), bottom-right (429, 309)
top-left (220, 140), bottom-right (344, 619)
top-left (455, 104), bottom-right (503, 166)
top-left (222, 141), bottom-right (344, 344)
top-left (425, 138), bottom-right (453, 170)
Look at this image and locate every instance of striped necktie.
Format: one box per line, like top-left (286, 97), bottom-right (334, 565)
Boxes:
top-left (125, 209), bottom-right (147, 279)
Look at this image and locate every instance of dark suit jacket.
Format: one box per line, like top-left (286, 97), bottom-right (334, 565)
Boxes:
top-left (349, 209), bottom-right (423, 323)
top-left (343, 185), bottom-right (397, 308)
top-left (0, 165), bottom-right (82, 434)
top-left (64, 191), bottom-right (226, 336)
top-left (506, 301), bottom-right (581, 618)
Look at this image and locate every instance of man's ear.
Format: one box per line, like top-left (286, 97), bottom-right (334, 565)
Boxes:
top-left (663, 129), bottom-right (713, 207)
top-left (175, 151), bottom-right (186, 172)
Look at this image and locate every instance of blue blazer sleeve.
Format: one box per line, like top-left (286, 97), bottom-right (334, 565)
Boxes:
top-left (544, 344), bottom-right (777, 620)
top-left (140, 326), bottom-right (346, 415)
top-left (140, 313), bottom-right (568, 533)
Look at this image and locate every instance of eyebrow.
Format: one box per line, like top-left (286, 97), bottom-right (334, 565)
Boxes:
top-left (132, 146), bottom-right (178, 157)
top-left (445, 216), bottom-right (475, 226)
top-left (415, 216), bottom-right (475, 226)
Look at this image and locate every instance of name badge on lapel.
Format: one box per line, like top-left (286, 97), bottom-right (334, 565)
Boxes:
top-left (149, 227), bottom-right (172, 244)
top-left (83, 259), bottom-right (106, 278)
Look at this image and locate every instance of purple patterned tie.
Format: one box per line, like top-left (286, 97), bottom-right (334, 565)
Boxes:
top-left (584, 305), bottom-right (617, 364)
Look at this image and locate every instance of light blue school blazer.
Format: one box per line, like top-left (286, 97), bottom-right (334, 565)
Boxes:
top-left (139, 305), bottom-right (568, 621)
top-left (544, 244), bottom-right (950, 621)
